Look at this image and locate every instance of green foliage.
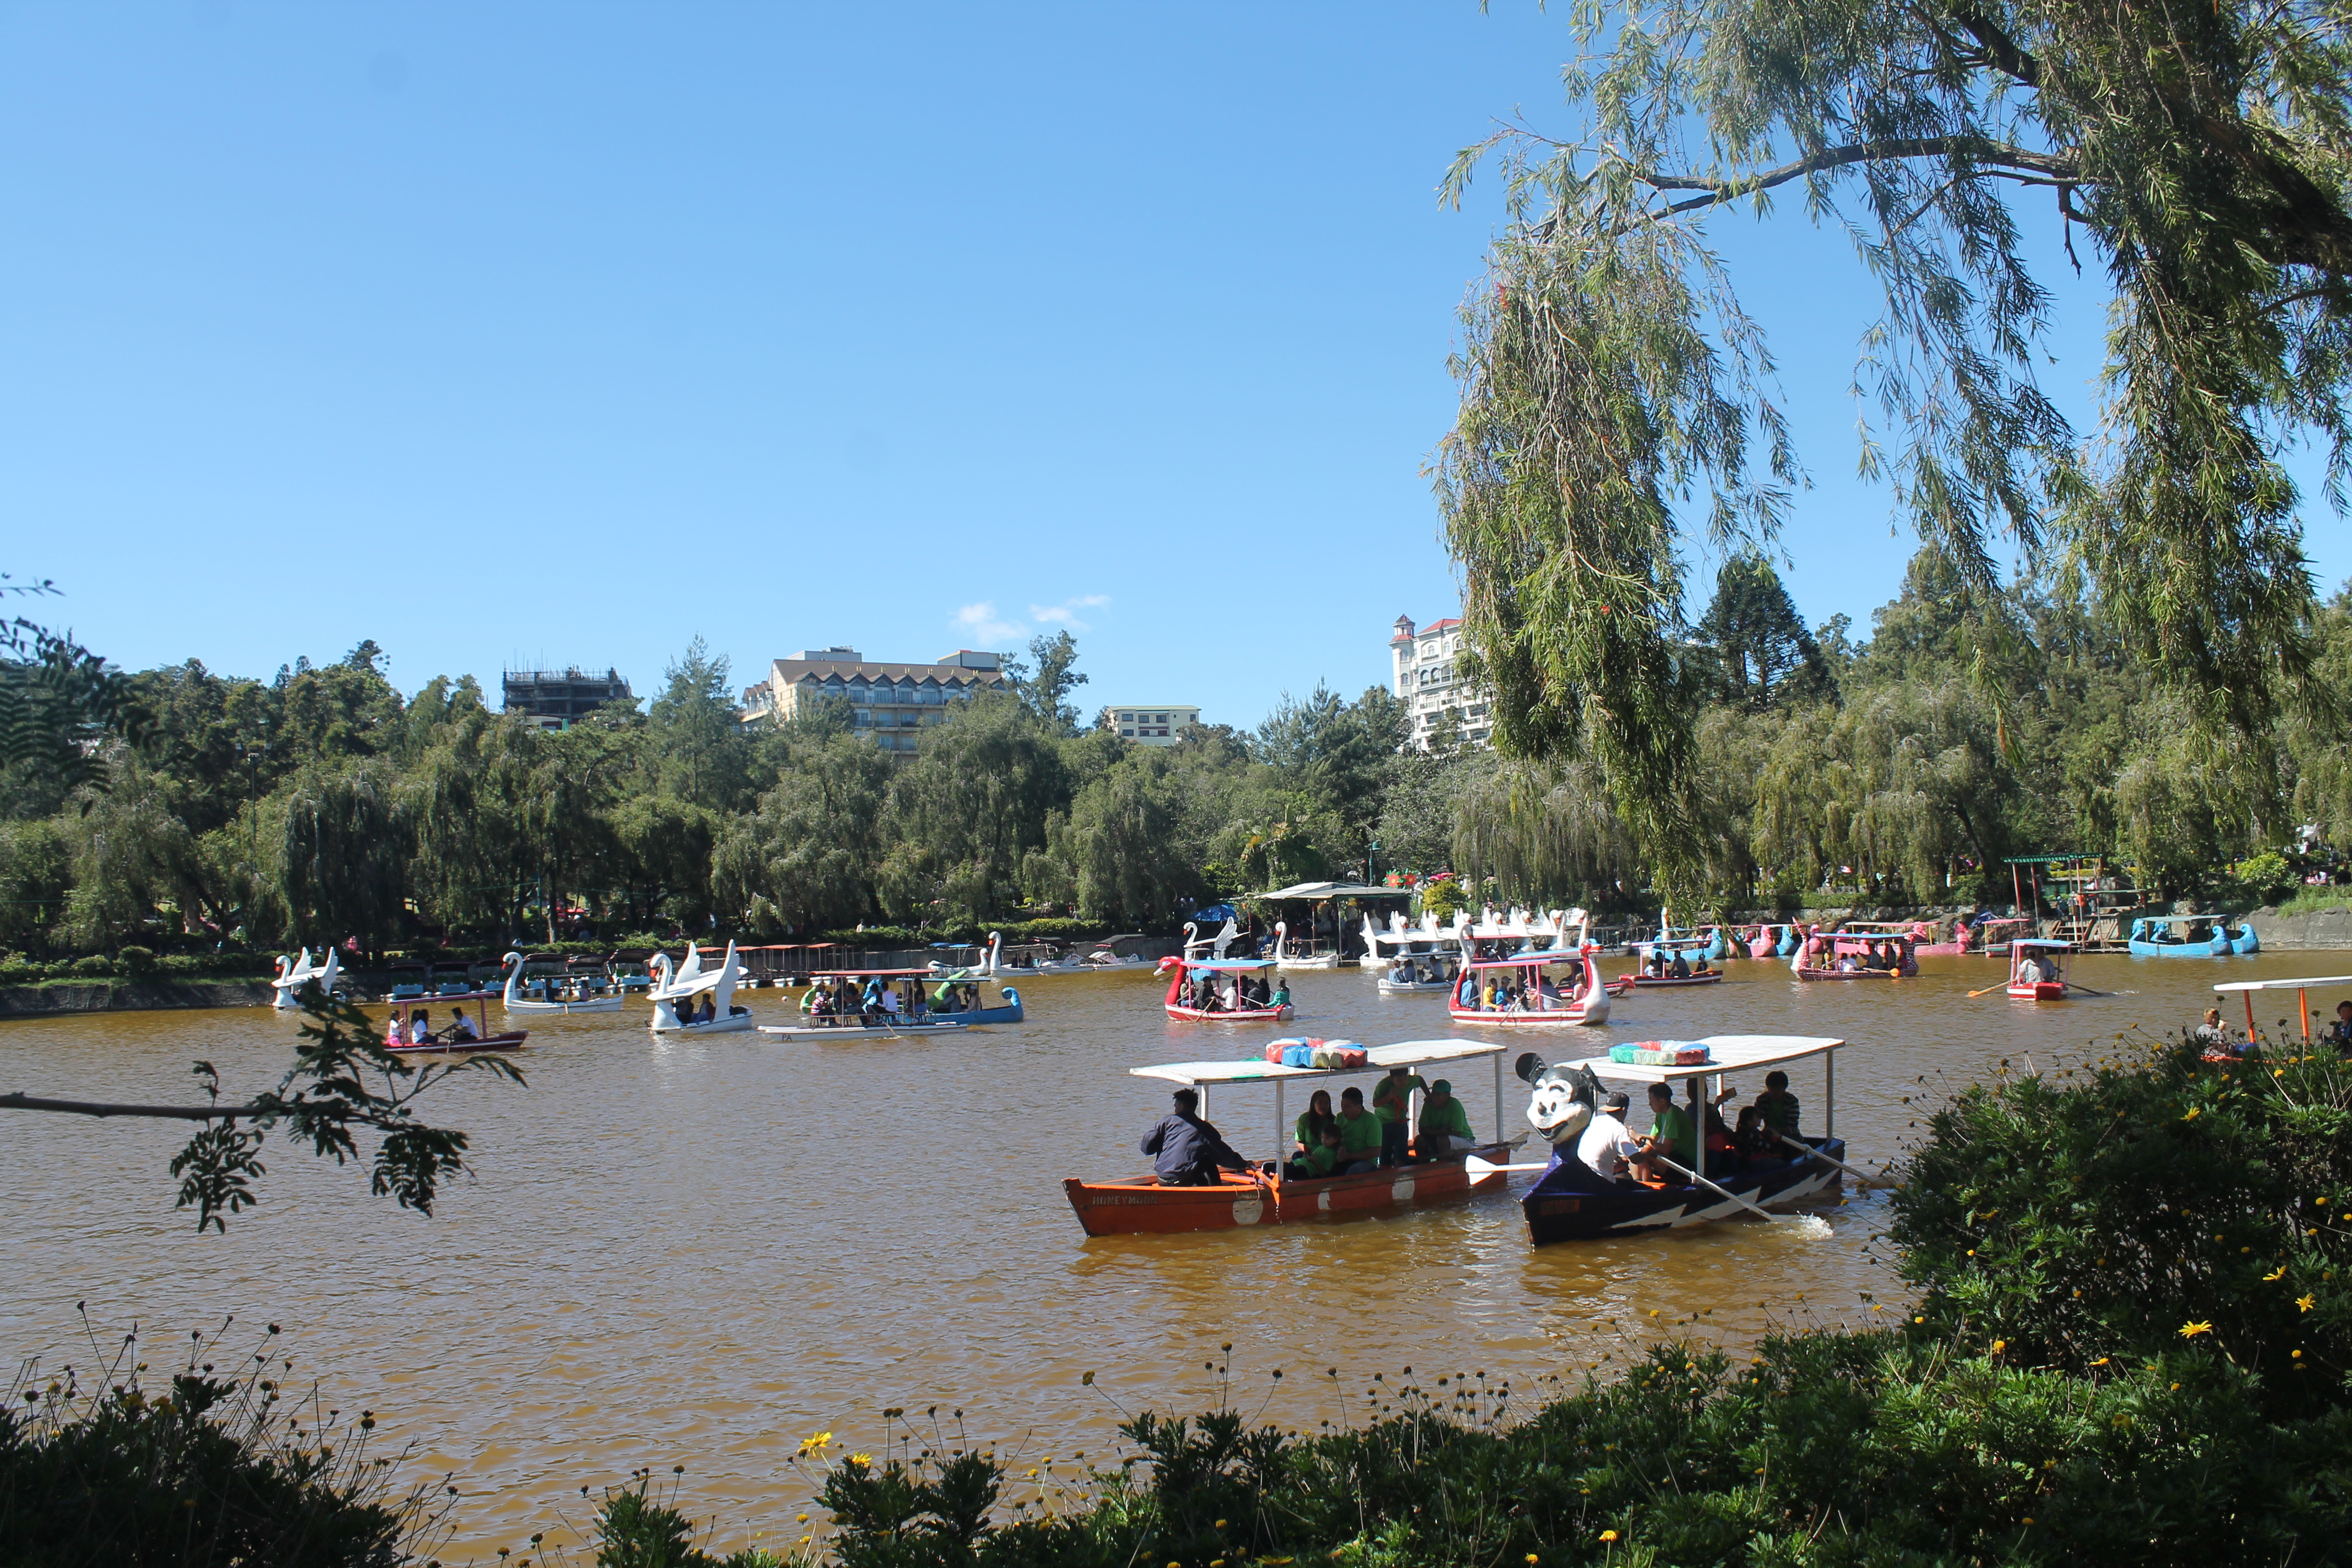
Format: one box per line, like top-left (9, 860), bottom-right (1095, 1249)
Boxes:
top-left (1439, 0), bottom-right (2346, 880)
top-left (0, 1319), bottom-right (441, 1568)
top-left (1892, 1033), bottom-right (2352, 1418)
top-left (591, 1478), bottom-right (780, 1567)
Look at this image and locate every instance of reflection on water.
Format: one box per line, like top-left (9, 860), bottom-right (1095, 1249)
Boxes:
top-left (1, 951), bottom-right (2323, 1550)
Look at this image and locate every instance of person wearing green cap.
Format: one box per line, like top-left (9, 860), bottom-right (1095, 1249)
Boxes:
top-left (1414, 1078), bottom-right (1475, 1159)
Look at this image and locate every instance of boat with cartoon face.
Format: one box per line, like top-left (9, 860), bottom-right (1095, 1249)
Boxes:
top-left (1513, 1036), bottom-right (1850, 1244)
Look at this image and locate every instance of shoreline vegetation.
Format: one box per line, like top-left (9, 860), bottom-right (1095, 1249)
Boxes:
top-left (11, 558), bottom-right (2352, 983)
top-left (13, 1028), bottom-right (2348, 1567)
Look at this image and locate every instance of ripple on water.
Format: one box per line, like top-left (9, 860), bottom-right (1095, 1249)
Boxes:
top-left (0, 952), bottom-right (2276, 1549)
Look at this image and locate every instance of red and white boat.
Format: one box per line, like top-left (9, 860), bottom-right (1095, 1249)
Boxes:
top-left (1157, 956), bottom-right (1294, 1022)
top-left (1063, 1038), bottom-right (1515, 1236)
top-left (1449, 946), bottom-right (1613, 1026)
top-left (380, 997), bottom-right (528, 1054)
top-left (2005, 937), bottom-right (2071, 1000)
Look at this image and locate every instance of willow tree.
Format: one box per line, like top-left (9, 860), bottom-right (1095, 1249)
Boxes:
top-left (1438, 0), bottom-right (2344, 884)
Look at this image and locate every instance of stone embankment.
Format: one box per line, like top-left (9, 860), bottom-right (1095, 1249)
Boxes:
top-left (0, 981), bottom-right (277, 1018)
top-left (2246, 905), bottom-right (2352, 951)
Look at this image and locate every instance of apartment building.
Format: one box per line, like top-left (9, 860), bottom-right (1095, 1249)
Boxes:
top-left (739, 648), bottom-right (1008, 756)
top-left (502, 667), bottom-right (635, 731)
top-left (1390, 614), bottom-right (1493, 750)
top-left (1099, 704), bottom-right (1201, 745)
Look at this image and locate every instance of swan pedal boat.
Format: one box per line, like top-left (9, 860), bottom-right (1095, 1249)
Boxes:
top-left (1272, 919), bottom-right (1344, 971)
top-left (1361, 911), bottom-right (1466, 993)
top-left (380, 997), bottom-right (527, 1054)
top-left (271, 948), bottom-right (343, 1010)
top-left (1449, 946), bottom-right (1613, 1026)
top-left (499, 950), bottom-right (624, 1014)
top-left (1064, 1038), bottom-right (1516, 1236)
top-left (758, 971), bottom-right (1023, 1040)
top-left (1516, 1035), bottom-right (1848, 1243)
top-left (2129, 913), bottom-right (2261, 957)
top-left (647, 941), bottom-right (756, 1034)
top-left (1157, 956), bottom-right (1294, 1022)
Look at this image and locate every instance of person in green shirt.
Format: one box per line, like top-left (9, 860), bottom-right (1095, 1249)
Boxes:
top-left (1371, 1065), bottom-right (1427, 1168)
top-left (1335, 1086), bottom-right (1384, 1174)
top-left (1634, 1081), bottom-right (1696, 1182)
top-left (1293, 1088), bottom-right (1336, 1157)
top-left (1414, 1078), bottom-right (1476, 1159)
top-left (1287, 1122), bottom-right (1344, 1180)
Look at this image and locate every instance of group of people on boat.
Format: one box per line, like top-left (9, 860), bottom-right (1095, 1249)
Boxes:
top-left (807, 976), bottom-right (923, 1025)
top-left (1830, 941), bottom-right (1908, 973)
top-left (1136, 1065), bottom-right (1477, 1187)
top-left (1457, 970), bottom-right (1578, 1011)
top-left (2195, 999), bottom-right (2352, 1057)
top-left (2012, 950), bottom-right (2062, 987)
top-left (383, 1005), bottom-right (482, 1047)
top-left (1184, 973), bottom-right (1288, 1013)
top-left (1384, 956), bottom-right (1453, 985)
top-left (1572, 1072), bottom-right (1802, 1184)
top-left (1641, 948), bottom-right (1716, 980)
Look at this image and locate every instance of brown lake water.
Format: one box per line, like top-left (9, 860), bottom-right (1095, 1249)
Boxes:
top-left (4, 951), bottom-right (2335, 1557)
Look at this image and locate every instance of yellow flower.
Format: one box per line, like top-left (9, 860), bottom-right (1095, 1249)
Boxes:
top-left (2180, 1321), bottom-right (2213, 1338)
top-left (1600, 1529), bottom-right (1619, 1542)
top-left (2293, 1349), bottom-right (2304, 1359)
top-left (2264, 1266), bottom-right (2288, 1282)
top-left (2092, 1357), bottom-right (2110, 1366)
top-left (2182, 1107), bottom-right (2201, 1121)
top-left (798, 1430), bottom-right (833, 1456)
top-left (2298, 1294), bottom-right (2317, 1313)
top-left (851, 1452), bottom-right (873, 1466)
top-left (1991, 1340), bottom-right (2006, 1354)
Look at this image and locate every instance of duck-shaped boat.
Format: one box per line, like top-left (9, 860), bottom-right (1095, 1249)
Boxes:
top-left (647, 940), bottom-right (755, 1033)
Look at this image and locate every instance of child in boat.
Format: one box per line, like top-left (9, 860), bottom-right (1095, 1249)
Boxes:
top-left (1287, 1123), bottom-right (1344, 1180)
top-left (1751, 1072), bottom-right (1800, 1140)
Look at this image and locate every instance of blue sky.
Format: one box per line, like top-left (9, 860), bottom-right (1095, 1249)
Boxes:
top-left (6, 2), bottom-right (2344, 729)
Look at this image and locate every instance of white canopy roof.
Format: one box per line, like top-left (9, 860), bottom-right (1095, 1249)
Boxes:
top-left (1550, 1034), bottom-right (1844, 1086)
top-left (1131, 1038), bottom-right (1505, 1087)
top-left (1259, 881), bottom-right (1411, 901)
top-left (2215, 975), bottom-right (2352, 993)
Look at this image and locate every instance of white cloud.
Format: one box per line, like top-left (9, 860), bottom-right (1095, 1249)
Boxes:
top-left (951, 601), bottom-right (1027, 644)
top-left (1030, 594), bottom-right (1113, 632)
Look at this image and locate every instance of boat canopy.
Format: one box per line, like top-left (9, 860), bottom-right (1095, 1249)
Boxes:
top-left (1258, 881), bottom-right (1412, 901)
top-left (1553, 1034), bottom-right (1844, 1087)
top-left (2142, 913), bottom-right (2229, 928)
top-left (2214, 974), bottom-right (2352, 993)
top-left (810, 968), bottom-right (938, 979)
top-left (2011, 938), bottom-right (2073, 951)
top-left (1132, 1038), bottom-right (1506, 1087)
top-left (1173, 957), bottom-right (1278, 973)
top-left (1463, 953), bottom-right (1580, 969)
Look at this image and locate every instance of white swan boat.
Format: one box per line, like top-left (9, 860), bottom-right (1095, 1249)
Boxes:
top-left (271, 947), bottom-right (342, 1010)
top-left (499, 951), bottom-right (624, 1014)
top-left (1273, 919), bottom-right (1343, 971)
top-left (1362, 911), bottom-right (1465, 993)
top-left (647, 940), bottom-right (756, 1034)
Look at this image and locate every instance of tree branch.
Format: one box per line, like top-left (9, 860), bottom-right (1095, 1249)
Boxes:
top-left (1950, 8), bottom-right (2044, 87)
top-left (2, 1091), bottom-right (270, 1121)
top-left (1640, 136), bottom-right (2078, 205)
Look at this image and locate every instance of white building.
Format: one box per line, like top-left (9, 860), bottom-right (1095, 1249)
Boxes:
top-left (1390, 614), bottom-right (1493, 750)
top-left (1099, 704), bottom-right (1201, 745)
top-left (739, 648), bottom-right (1008, 757)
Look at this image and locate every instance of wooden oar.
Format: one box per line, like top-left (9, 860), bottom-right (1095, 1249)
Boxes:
top-left (1776, 1134), bottom-right (1896, 1190)
top-left (1651, 1153), bottom-right (1812, 1226)
top-left (2062, 981), bottom-right (2112, 998)
top-left (1966, 978), bottom-right (2013, 998)
top-left (1465, 1154), bottom-right (1552, 1177)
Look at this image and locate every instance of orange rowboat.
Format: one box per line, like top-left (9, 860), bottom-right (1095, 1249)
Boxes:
top-left (1064, 1038), bottom-right (1516, 1237)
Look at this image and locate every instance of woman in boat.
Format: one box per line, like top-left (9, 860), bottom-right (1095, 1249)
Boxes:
top-left (1270, 976), bottom-right (1291, 1010)
top-left (1293, 1088), bottom-right (1337, 1156)
top-left (409, 1008), bottom-right (434, 1045)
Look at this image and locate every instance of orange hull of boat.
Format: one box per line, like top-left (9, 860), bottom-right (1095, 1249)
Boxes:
top-left (1063, 1158), bottom-right (1505, 1237)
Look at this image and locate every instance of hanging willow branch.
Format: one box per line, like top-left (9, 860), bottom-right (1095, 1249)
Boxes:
top-left (1438, 0), bottom-right (2350, 881)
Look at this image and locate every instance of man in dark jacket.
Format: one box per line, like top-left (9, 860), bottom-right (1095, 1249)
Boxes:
top-left (1141, 1088), bottom-right (1251, 1186)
